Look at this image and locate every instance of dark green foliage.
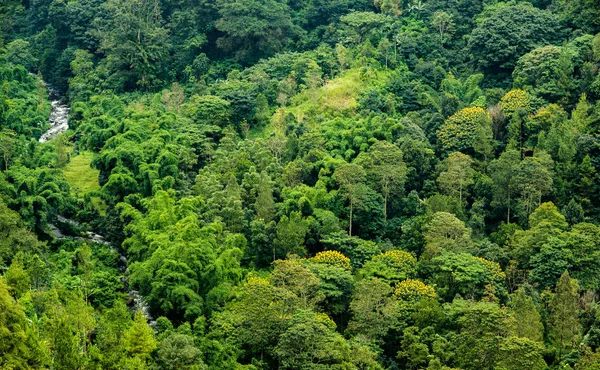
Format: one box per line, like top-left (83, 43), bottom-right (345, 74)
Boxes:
top-left (469, 3), bottom-right (563, 72)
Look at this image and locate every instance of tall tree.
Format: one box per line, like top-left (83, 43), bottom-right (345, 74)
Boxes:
top-left (95, 0), bottom-right (170, 90)
top-left (437, 152), bottom-right (474, 205)
top-left (489, 150), bottom-right (520, 223)
top-left (548, 271), bottom-right (582, 354)
top-left (356, 141), bottom-right (407, 219)
top-left (334, 163), bottom-right (367, 236)
top-left (216, 0), bottom-right (296, 63)
top-left (509, 289), bottom-right (543, 342)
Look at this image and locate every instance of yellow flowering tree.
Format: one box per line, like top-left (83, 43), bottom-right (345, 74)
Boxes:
top-left (437, 106), bottom-right (492, 155)
top-left (393, 279), bottom-right (437, 303)
top-left (500, 89), bottom-right (532, 117)
top-left (311, 250), bottom-right (352, 271)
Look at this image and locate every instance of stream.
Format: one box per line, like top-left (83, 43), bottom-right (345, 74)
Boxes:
top-left (38, 83), bottom-right (70, 143)
top-left (37, 77), bottom-right (154, 324)
top-left (51, 216), bottom-right (155, 325)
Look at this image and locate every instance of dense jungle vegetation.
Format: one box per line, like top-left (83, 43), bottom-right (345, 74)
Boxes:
top-left (4, 0), bottom-right (600, 368)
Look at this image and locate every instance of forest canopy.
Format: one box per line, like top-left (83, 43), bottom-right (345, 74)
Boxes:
top-left (3, 0), bottom-right (600, 369)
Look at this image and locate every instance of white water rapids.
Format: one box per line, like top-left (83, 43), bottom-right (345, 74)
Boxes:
top-left (39, 99), bottom-right (70, 142)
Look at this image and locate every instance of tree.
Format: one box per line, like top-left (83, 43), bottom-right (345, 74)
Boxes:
top-left (0, 130), bottom-right (16, 171)
top-left (334, 163), bottom-right (367, 236)
top-left (273, 212), bottom-right (308, 260)
top-left (374, 0), bottom-right (401, 16)
top-left (424, 212), bottom-right (473, 258)
top-left (4, 257), bottom-right (31, 299)
top-left (216, 0), bottom-right (296, 63)
top-left (431, 11), bottom-right (454, 48)
top-left (469, 3), bottom-right (562, 71)
top-left (347, 278), bottom-right (398, 340)
top-left (548, 271), bottom-right (582, 353)
top-left (496, 336), bottom-right (546, 370)
top-left (489, 150), bottom-right (520, 223)
top-left (183, 95), bottom-right (231, 127)
top-left (155, 333), bottom-right (205, 369)
top-left (437, 152), bottom-right (475, 205)
top-left (508, 289), bottom-right (543, 342)
top-left (455, 301), bottom-right (516, 370)
top-left (357, 250), bottom-right (417, 285)
top-left (123, 311), bottom-right (157, 368)
top-left (430, 253), bottom-right (506, 301)
top-left (513, 152), bottom-right (554, 223)
top-left (255, 172), bottom-right (275, 223)
top-left (513, 45), bottom-right (574, 102)
top-left (96, 0), bottom-right (170, 90)
top-left (275, 310), bottom-right (352, 369)
top-left (437, 107), bottom-right (493, 156)
top-left (0, 276), bottom-right (47, 368)
top-left (5, 39), bottom-right (37, 70)
top-left (356, 141), bottom-right (407, 219)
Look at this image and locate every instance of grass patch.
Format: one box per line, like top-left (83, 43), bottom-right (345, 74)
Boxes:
top-left (63, 151), bottom-right (101, 195)
top-left (63, 151), bottom-right (107, 216)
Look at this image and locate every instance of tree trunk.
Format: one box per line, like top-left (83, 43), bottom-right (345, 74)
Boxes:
top-left (507, 192), bottom-right (511, 224)
top-left (384, 193), bottom-right (388, 220)
top-left (349, 200), bottom-right (353, 236)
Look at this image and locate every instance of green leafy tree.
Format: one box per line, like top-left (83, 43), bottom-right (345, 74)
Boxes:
top-left (275, 310), bottom-right (351, 369)
top-left (155, 333), bottom-right (206, 369)
top-left (508, 289), bottom-right (543, 342)
top-left (489, 150), bottom-right (521, 223)
top-left (0, 276), bottom-right (47, 368)
top-left (469, 3), bottom-right (562, 71)
top-left (437, 108), bottom-right (493, 156)
top-left (548, 271), bottom-right (582, 353)
top-left (356, 141), bottom-right (406, 219)
top-left (437, 152), bottom-right (475, 204)
top-left (334, 163), bottom-right (367, 236)
top-left (123, 311), bottom-right (157, 368)
top-left (216, 0), bottom-right (296, 63)
top-left (274, 212), bottom-right (308, 260)
top-left (431, 11), bottom-right (455, 48)
top-left (96, 0), bottom-right (170, 89)
top-left (513, 45), bottom-right (574, 102)
top-left (424, 212), bottom-right (473, 258)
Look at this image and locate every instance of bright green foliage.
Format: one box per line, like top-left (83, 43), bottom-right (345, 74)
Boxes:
top-left (358, 249), bottom-right (417, 284)
top-left (155, 333), bottom-right (206, 370)
top-left (548, 271), bottom-right (582, 352)
top-left (3, 0), bottom-right (600, 368)
top-left (275, 310), bottom-right (351, 369)
top-left (454, 301), bottom-right (516, 370)
top-left (423, 212), bottom-right (473, 258)
top-left (513, 46), bottom-right (573, 102)
top-left (429, 253), bottom-right (506, 301)
top-left (96, 0), bottom-right (170, 89)
top-left (274, 211), bottom-right (308, 258)
top-left (334, 162), bottom-right (367, 236)
top-left (496, 336), bottom-right (547, 370)
top-left (356, 140), bottom-right (406, 218)
top-left (347, 278), bottom-right (398, 340)
top-left (509, 289), bottom-right (544, 342)
top-left (123, 311), bottom-right (157, 368)
top-left (437, 152), bottom-right (475, 204)
top-left (0, 276), bottom-right (47, 368)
